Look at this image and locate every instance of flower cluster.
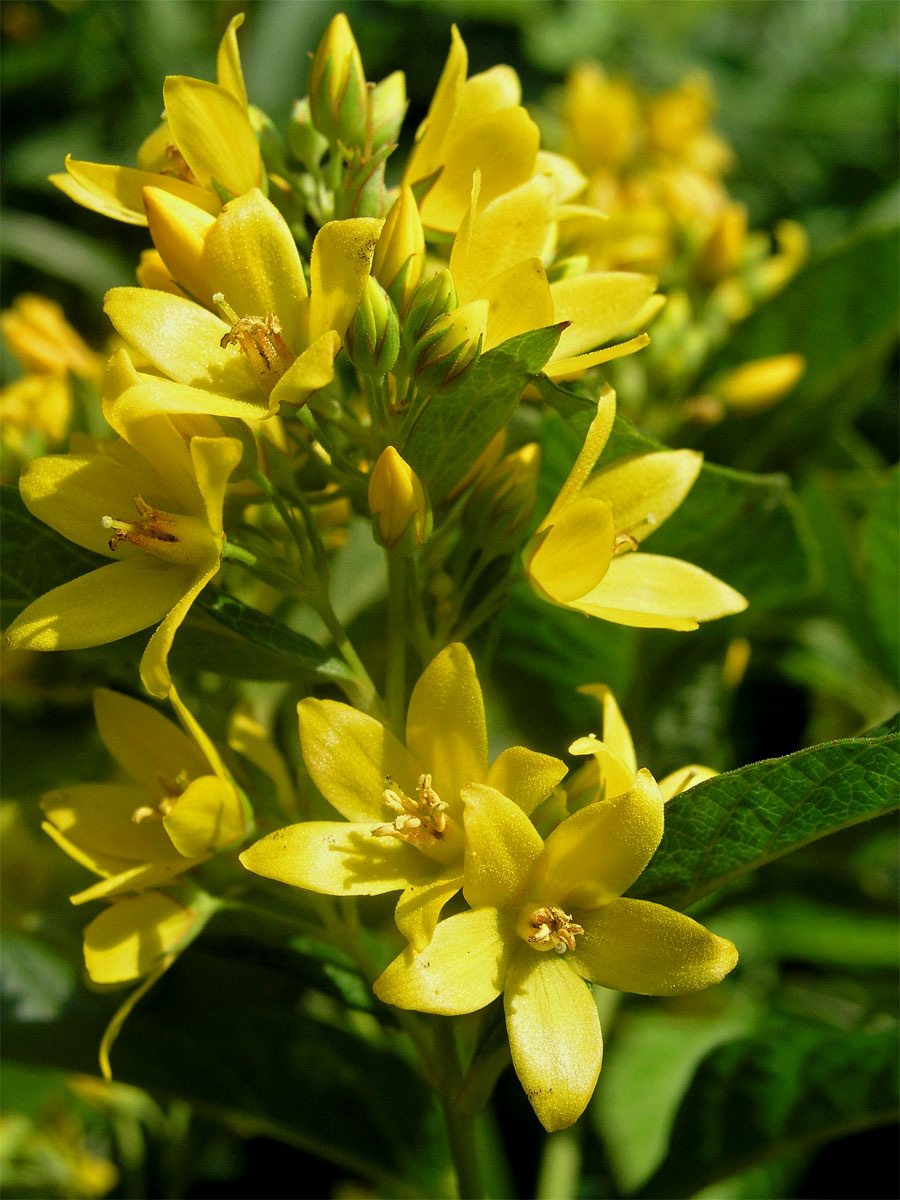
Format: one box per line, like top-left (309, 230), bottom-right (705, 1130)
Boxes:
top-left (3, 13), bottom-right (745, 1133)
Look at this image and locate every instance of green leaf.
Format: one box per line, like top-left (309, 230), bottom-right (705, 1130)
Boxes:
top-left (2, 940), bottom-right (450, 1198)
top-left (862, 466), bottom-right (900, 680)
top-left (0, 210), bottom-right (133, 298)
top-left (403, 324), bottom-right (564, 501)
top-left (0, 484), bottom-right (107, 627)
top-left (174, 589), bottom-right (354, 685)
top-left (637, 1016), bottom-right (900, 1199)
top-left (700, 225), bottom-right (900, 471)
top-left (632, 717), bottom-right (900, 909)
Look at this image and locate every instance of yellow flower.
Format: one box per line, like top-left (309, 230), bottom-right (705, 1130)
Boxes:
top-left (49, 15), bottom-right (260, 226)
top-left (403, 26), bottom-right (539, 234)
top-left (524, 384), bottom-right (747, 629)
top-left (2, 406), bottom-right (241, 696)
top-left (448, 174), bottom-right (657, 377)
top-left (566, 684), bottom-right (716, 811)
top-left (374, 772), bottom-right (737, 1131)
top-left (0, 294), bottom-right (101, 383)
top-left (103, 188), bottom-right (380, 415)
top-left (240, 643), bottom-right (566, 950)
top-left (41, 686), bottom-right (247, 907)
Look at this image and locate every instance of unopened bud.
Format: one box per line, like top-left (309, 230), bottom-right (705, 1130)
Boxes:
top-left (403, 268), bottom-right (457, 346)
top-left (464, 442), bottom-right (541, 551)
top-left (373, 187), bottom-right (425, 315)
top-left (696, 203), bottom-right (747, 284)
top-left (709, 353), bottom-right (805, 414)
top-left (368, 446), bottom-right (430, 549)
top-left (346, 276), bottom-right (400, 378)
top-left (411, 299), bottom-right (487, 396)
top-left (370, 71), bottom-right (407, 150)
top-left (287, 97), bottom-right (329, 168)
top-left (308, 13), bottom-right (368, 148)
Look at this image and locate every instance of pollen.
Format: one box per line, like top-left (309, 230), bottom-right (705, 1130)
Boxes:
top-left (218, 309), bottom-right (296, 395)
top-left (372, 773), bottom-right (449, 848)
top-left (523, 905), bottom-right (584, 955)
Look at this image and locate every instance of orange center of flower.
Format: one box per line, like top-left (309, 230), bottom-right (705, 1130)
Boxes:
top-left (373, 773), bottom-right (448, 846)
top-left (215, 295), bottom-right (296, 396)
top-left (101, 495), bottom-right (217, 567)
top-left (520, 904), bottom-right (584, 955)
top-left (161, 143), bottom-right (197, 184)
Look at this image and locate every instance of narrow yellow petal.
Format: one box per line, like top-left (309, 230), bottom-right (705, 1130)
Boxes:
top-left (528, 497), bottom-right (615, 604)
top-left (308, 218), bottom-right (383, 342)
top-left (578, 684), bottom-right (637, 773)
top-left (106, 377), bottom-right (270, 434)
top-left (405, 643), bottom-right (488, 812)
top-left (374, 906), bottom-right (515, 1015)
top-left (581, 450), bottom-right (702, 543)
top-left (4, 559), bottom-right (192, 653)
top-left (536, 769), bottom-right (664, 909)
top-left (571, 898), bottom-right (738, 995)
top-left (550, 273), bottom-right (658, 360)
top-left (658, 764), bottom-right (718, 801)
top-left (485, 747), bottom-right (568, 816)
top-left (462, 783), bottom-right (544, 911)
top-left (395, 870), bottom-right (465, 952)
top-left (403, 25), bottom-right (467, 189)
top-left (239, 823), bottom-right (434, 895)
top-left (70, 857), bottom-right (207, 905)
top-left (93, 687), bottom-right (208, 789)
top-left (216, 12), bottom-right (248, 107)
top-left (452, 177), bottom-right (554, 301)
top-left (543, 386), bottom-right (616, 524)
top-left (139, 562), bottom-right (218, 697)
top-left (543, 333), bottom-right (650, 380)
top-left (83, 893), bottom-right (199, 984)
top-left (268, 332), bottom-right (340, 410)
top-left (573, 553), bottom-right (748, 629)
top-left (163, 76), bottom-right (260, 196)
top-left (54, 157), bottom-right (220, 226)
top-left (297, 698), bottom-right (420, 822)
top-left (504, 948), bottom-right (602, 1132)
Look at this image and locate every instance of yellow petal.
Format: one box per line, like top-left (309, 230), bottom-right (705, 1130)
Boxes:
top-left (70, 856), bottom-right (207, 905)
top-left (452, 177), bottom-right (555, 301)
top-left (573, 553), bottom-right (748, 629)
top-left (216, 12), bottom-right (248, 107)
top-left (53, 157), bottom-right (220, 226)
top-left (578, 684), bottom-right (637, 773)
top-left (297, 698), bottom-right (420, 821)
top-left (190, 435), bottom-right (241, 539)
top-left (93, 687), bottom-right (209, 789)
top-left (41, 783), bottom-right (179, 866)
top-left (542, 332), bottom-right (650, 381)
top-left (4, 558), bottom-right (193, 653)
top-left (479, 258), bottom-right (555, 352)
top-left (167, 682), bottom-right (230, 782)
top-left (103, 288), bottom-right (257, 398)
top-left (565, 743), bottom-right (635, 808)
top-left (268, 332), bottom-right (340, 410)
top-left (581, 450), bottom-right (702, 543)
top-left (139, 561), bottom-right (218, 697)
top-left (658, 764), bottom-right (718, 802)
top-left (163, 775), bottom-right (245, 857)
top-left (307, 218), bottom-right (383, 342)
top-left (373, 906), bottom-right (515, 1015)
top-left (83, 892), bottom-right (199, 984)
top-left (485, 747), bottom-right (568, 816)
top-left (228, 707), bottom-right (297, 818)
top-left (571, 898), bottom-right (738, 995)
top-left (41, 818), bottom-right (138, 881)
top-left (405, 643), bottom-right (488, 812)
top-left (239, 822), bottom-right (434, 895)
top-left (461, 783), bottom-right (544, 911)
top-left (536, 769), bottom-right (664, 909)
top-left (203, 189), bottom-right (307, 349)
top-left (403, 26), bottom-right (467, 190)
top-left (163, 76), bottom-right (261, 196)
top-left (550, 273), bottom-right (658, 360)
top-left (527, 497), bottom-right (615, 604)
top-left (106, 377), bottom-right (270, 434)
top-left (504, 948), bottom-right (602, 1132)
top-left (143, 186), bottom-right (217, 307)
top-left (542, 386), bottom-right (616, 525)
top-left (395, 869), bottom-right (465, 952)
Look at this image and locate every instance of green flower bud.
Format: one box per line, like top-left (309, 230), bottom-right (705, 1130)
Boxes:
top-left (403, 268), bottom-right (458, 347)
top-left (464, 443), bottom-right (542, 553)
top-left (411, 299), bottom-right (488, 396)
top-left (370, 71), bottom-right (407, 150)
top-left (287, 97), bottom-right (329, 169)
top-left (346, 276), bottom-right (400, 378)
top-left (373, 187), bottom-right (424, 315)
top-left (308, 13), bottom-right (368, 148)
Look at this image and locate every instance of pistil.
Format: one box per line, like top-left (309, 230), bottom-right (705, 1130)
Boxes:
top-left (214, 294), bottom-right (296, 395)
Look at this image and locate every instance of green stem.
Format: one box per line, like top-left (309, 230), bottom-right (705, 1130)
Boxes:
top-left (433, 1020), bottom-right (486, 1200)
top-left (535, 1129), bottom-right (582, 1200)
top-left (385, 550), bottom-right (408, 738)
top-left (316, 597), bottom-right (384, 718)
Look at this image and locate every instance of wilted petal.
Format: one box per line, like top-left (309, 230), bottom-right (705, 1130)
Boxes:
top-left (374, 906), bottom-right (515, 1015)
top-left (571, 898), bottom-right (738, 995)
top-left (504, 948), bottom-right (602, 1132)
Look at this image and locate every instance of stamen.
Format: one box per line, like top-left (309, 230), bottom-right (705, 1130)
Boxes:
top-left (372, 773), bottom-right (449, 848)
top-left (160, 143), bottom-right (197, 184)
top-left (613, 512), bottom-right (658, 555)
top-left (524, 905), bottom-right (584, 955)
top-left (215, 301), bottom-right (296, 396)
top-left (100, 495), bottom-right (216, 567)
top-left (102, 495), bottom-right (178, 552)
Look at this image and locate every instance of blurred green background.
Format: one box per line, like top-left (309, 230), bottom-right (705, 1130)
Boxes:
top-left (1, 2), bottom-right (897, 1198)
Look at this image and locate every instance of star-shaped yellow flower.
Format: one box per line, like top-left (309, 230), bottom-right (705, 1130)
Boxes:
top-left (375, 772), bottom-right (737, 1131)
top-left (3, 404), bottom-right (241, 696)
top-left (524, 384), bottom-right (747, 628)
top-left (240, 643), bottom-right (566, 950)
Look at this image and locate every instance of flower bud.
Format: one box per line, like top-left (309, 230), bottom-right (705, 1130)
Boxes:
top-left (373, 187), bottom-right (424, 315)
top-left (708, 353), bottom-right (805, 414)
top-left (370, 71), bottom-right (407, 151)
top-left (403, 268), bottom-right (457, 346)
top-left (464, 442), bottom-right (541, 552)
top-left (411, 299), bottom-right (488, 396)
top-left (1, 294), bottom-right (98, 381)
top-left (695, 203), bottom-right (747, 284)
top-left (368, 446), bottom-right (430, 549)
top-left (346, 276), bottom-right (400, 378)
top-left (308, 13), bottom-right (368, 149)
top-left (287, 97), bottom-right (329, 168)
